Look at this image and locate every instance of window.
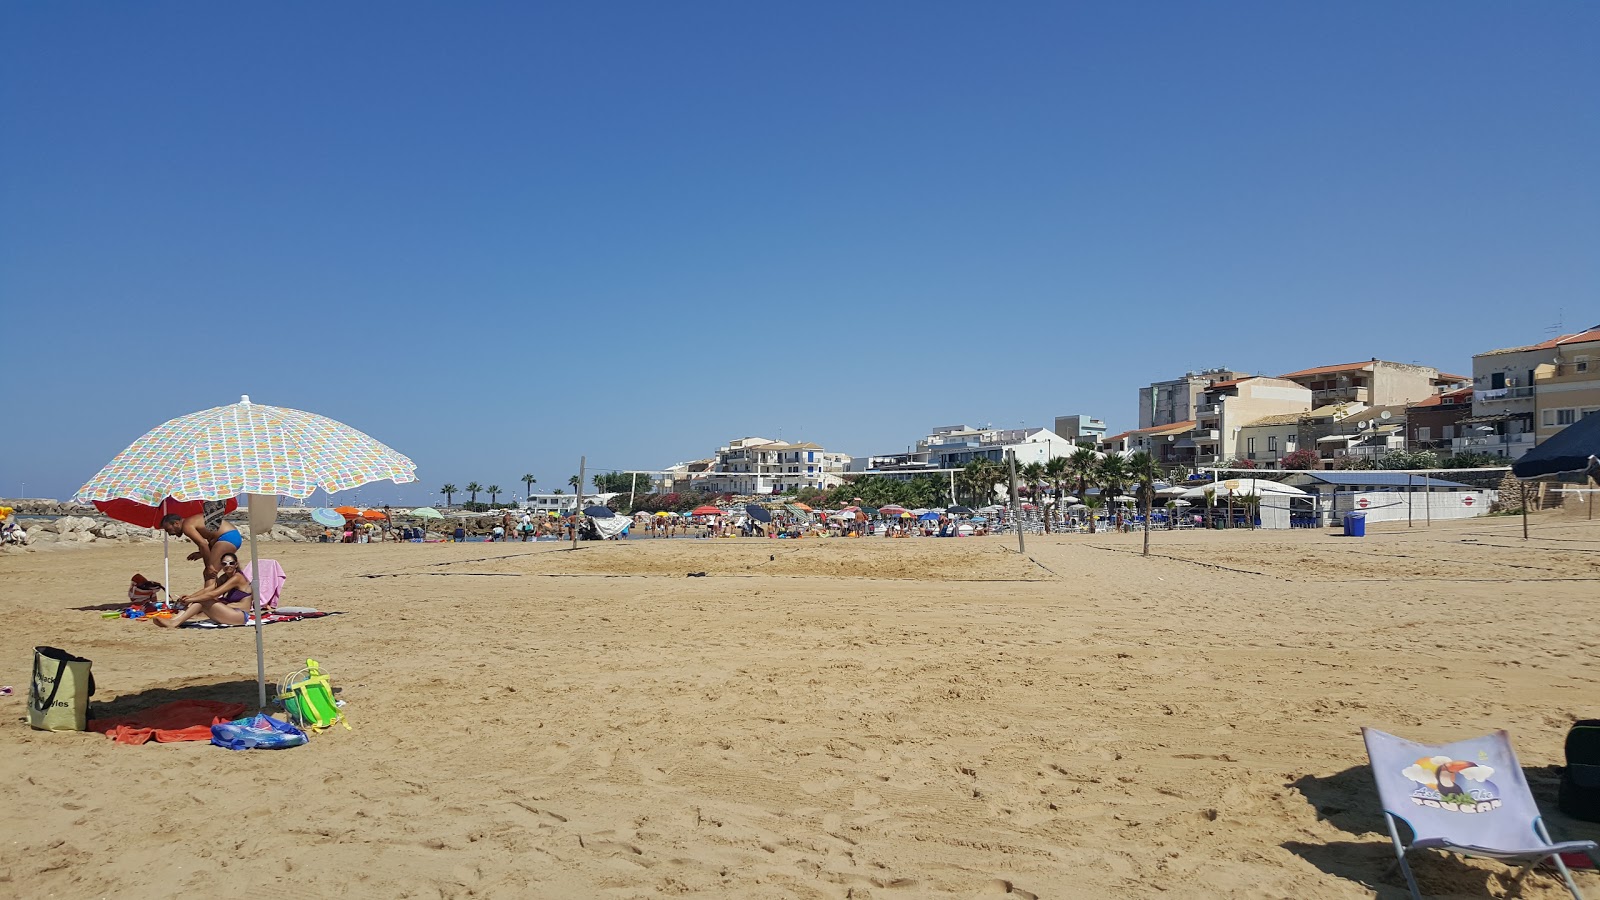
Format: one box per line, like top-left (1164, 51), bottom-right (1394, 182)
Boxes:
top-left (1247, 437), bottom-right (1256, 453)
top-left (1416, 426), bottom-right (1431, 442)
top-left (1546, 408), bottom-right (1578, 427)
top-left (1491, 372), bottom-right (1506, 390)
top-left (1267, 436), bottom-right (1278, 452)
top-left (1576, 357), bottom-right (1589, 373)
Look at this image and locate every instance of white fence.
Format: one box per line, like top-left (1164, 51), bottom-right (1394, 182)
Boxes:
top-left (1324, 489), bottom-right (1496, 525)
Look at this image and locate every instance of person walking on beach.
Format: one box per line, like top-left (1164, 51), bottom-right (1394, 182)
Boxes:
top-left (161, 502), bottom-right (241, 583)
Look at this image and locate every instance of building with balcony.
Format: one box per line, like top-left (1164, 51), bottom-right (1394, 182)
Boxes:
top-left (1053, 414), bottom-right (1108, 446)
top-left (1190, 377), bottom-right (1313, 465)
top-left (921, 425), bottom-right (1078, 469)
top-left (1465, 327), bottom-right (1600, 459)
top-left (697, 437), bottom-right (852, 495)
top-left (1532, 327), bottom-right (1600, 445)
top-left (1405, 387), bottom-right (1474, 452)
top-left (1138, 368), bottom-right (1247, 430)
top-left (1101, 420), bottom-right (1198, 465)
top-left (1278, 360), bottom-right (1467, 408)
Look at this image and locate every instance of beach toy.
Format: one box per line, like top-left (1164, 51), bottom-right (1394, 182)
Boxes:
top-left (277, 659), bottom-right (350, 732)
top-left (211, 714), bottom-right (308, 751)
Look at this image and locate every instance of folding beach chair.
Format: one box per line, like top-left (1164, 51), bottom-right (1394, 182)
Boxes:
top-left (1363, 727), bottom-right (1596, 899)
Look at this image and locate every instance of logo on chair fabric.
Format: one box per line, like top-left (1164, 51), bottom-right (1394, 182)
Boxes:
top-left (1400, 755), bottom-right (1502, 813)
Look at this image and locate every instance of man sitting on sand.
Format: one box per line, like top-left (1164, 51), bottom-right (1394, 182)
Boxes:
top-left (161, 506), bottom-right (242, 582)
top-left (154, 552), bottom-right (252, 628)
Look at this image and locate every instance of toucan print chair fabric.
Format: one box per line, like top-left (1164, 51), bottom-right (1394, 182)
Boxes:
top-left (1363, 727), bottom-right (1596, 899)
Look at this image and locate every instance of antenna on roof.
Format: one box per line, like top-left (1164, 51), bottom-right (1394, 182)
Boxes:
top-left (1546, 308), bottom-right (1564, 336)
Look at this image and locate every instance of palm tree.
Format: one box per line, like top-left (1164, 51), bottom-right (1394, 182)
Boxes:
top-left (440, 484), bottom-right (458, 507)
top-left (568, 475), bottom-right (580, 492)
top-left (1068, 448), bottom-right (1101, 533)
top-left (1127, 451), bottom-right (1160, 556)
top-left (1044, 455), bottom-right (1070, 533)
top-left (1083, 495), bottom-right (1105, 531)
top-left (466, 482), bottom-right (482, 504)
top-left (486, 484), bottom-right (502, 505)
top-left (1097, 454), bottom-right (1129, 532)
top-left (1020, 461), bottom-right (1048, 533)
top-left (521, 473), bottom-right (536, 499)
top-left (962, 458), bottom-right (1003, 507)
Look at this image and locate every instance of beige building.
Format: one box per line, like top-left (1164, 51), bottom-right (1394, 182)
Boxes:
top-left (1191, 377), bottom-right (1313, 465)
top-left (1235, 412), bottom-right (1304, 468)
top-left (1532, 328), bottom-right (1600, 445)
top-left (1466, 327), bottom-right (1600, 459)
top-left (1100, 420), bottom-right (1196, 467)
top-left (1278, 359), bottom-right (1466, 408)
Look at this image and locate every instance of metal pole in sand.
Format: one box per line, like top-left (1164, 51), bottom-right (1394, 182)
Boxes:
top-left (1008, 449), bottom-right (1024, 554)
top-left (629, 472), bottom-right (638, 509)
top-left (1408, 473), bottom-right (1414, 528)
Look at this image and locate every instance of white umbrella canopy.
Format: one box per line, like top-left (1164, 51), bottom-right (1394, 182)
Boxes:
top-left (76, 395), bottom-right (417, 709)
top-left (1179, 478), bottom-right (1306, 500)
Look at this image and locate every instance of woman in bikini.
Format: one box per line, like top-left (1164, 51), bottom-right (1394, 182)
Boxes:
top-left (161, 510), bottom-right (243, 582)
top-left (154, 552), bottom-right (253, 628)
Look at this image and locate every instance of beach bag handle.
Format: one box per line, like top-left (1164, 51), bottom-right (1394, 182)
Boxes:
top-left (30, 646), bottom-right (95, 713)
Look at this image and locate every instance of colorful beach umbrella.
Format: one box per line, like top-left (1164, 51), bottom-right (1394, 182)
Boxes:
top-left (410, 507), bottom-right (444, 520)
top-left (311, 508), bottom-right (346, 527)
top-left (690, 505), bottom-right (722, 516)
top-left (75, 395), bottom-right (416, 709)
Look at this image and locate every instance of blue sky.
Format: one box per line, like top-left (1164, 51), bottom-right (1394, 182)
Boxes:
top-left (4, 3), bottom-right (1596, 504)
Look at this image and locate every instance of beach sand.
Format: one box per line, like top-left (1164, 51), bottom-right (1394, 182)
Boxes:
top-left (4, 516), bottom-right (1600, 898)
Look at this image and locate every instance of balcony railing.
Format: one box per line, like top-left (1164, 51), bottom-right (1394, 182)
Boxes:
top-left (1473, 387), bottom-right (1535, 402)
top-left (1194, 403), bottom-right (1220, 416)
top-left (1452, 432), bottom-right (1535, 450)
top-left (1192, 428), bottom-right (1219, 441)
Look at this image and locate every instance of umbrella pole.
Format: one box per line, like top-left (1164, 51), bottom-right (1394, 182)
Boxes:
top-left (250, 531), bottom-right (267, 709)
top-left (161, 498), bottom-right (170, 602)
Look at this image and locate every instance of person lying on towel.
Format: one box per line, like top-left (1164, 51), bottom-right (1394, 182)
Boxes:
top-left (154, 552), bottom-right (254, 628)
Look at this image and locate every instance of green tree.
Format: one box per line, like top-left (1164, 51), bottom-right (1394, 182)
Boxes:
top-left (465, 482), bottom-right (482, 503)
top-left (1378, 449), bottom-right (1440, 470)
top-left (1044, 455), bottom-right (1071, 532)
top-left (1128, 451), bottom-right (1161, 556)
top-left (593, 471), bottom-right (654, 494)
top-left (1069, 448), bottom-right (1101, 533)
top-left (961, 458), bottom-right (1004, 507)
top-left (1097, 454), bottom-right (1129, 531)
top-left (1020, 461), bottom-right (1048, 532)
top-left (521, 473), bottom-right (537, 499)
top-left (486, 484), bottom-right (502, 504)
top-left (568, 475), bottom-right (581, 492)
top-left (552, 488), bottom-right (563, 495)
top-left (440, 483), bottom-right (458, 506)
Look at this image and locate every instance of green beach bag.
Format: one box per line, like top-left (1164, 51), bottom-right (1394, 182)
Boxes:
top-left (28, 646), bottom-right (95, 732)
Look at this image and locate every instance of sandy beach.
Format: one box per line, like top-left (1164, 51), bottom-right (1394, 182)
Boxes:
top-left (5, 516), bottom-right (1600, 898)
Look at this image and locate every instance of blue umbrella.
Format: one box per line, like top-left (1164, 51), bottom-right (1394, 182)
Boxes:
top-left (745, 503), bottom-right (773, 523)
top-left (584, 505), bottom-right (616, 519)
top-left (919, 512), bottom-right (941, 521)
top-left (311, 508), bottom-right (345, 527)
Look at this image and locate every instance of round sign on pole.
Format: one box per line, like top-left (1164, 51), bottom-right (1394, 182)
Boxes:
top-left (1358, 497), bottom-right (1370, 508)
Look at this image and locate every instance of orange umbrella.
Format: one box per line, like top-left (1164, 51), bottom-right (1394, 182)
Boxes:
top-left (362, 509), bottom-right (387, 520)
top-left (792, 502), bottom-right (813, 512)
top-left (334, 505), bottom-right (361, 519)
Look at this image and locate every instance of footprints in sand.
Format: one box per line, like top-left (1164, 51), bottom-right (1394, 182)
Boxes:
top-left (978, 879), bottom-right (1039, 899)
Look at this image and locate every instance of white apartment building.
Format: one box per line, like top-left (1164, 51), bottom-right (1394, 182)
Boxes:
top-left (697, 437), bottom-right (852, 495)
top-left (1464, 327), bottom-right (1600, 459)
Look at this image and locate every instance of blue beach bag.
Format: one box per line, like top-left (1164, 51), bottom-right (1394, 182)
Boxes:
top-left (211, 714), bottom-right (308, 751)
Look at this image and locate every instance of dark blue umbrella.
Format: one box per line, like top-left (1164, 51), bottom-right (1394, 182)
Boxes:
top-left (745, 503), bottom-right (773, 523)
top-left (1513, 413), bottom-right (1600, 479)
top-left (945, 505), bottom-right (973, 515)
top-left (919, 511), bottom-right (942, 521)
top-left (584, 505), bottom-right (616, 519)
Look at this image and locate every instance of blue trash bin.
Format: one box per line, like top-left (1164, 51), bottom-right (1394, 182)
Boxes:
top-left (1343, 512), bottom-right (1366, 537)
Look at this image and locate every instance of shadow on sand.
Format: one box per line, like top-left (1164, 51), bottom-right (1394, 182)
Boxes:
top-left (1282, 765), bottom-right (1600, 898)
top-left (89, 678), bottom-right (263, 719)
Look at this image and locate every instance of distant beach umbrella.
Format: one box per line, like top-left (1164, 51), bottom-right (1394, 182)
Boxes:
top-left (691, 505), bottom-right (723, 516)
top-left (584, 506), bottom-right (616, 518)
top-left (745, 504), bottom-right (773, 523)
top-left (334, 506), bottom-right (362, 519)
top-left (362, 509), bottom-right (388, 520)
top-left (94, 496), bottom-right (239, 530)
top-left (75, 394), bottom-right (416, 710)
top-left (919, 512), bottom-right (941, 521)
top-left (410, 507), bottom-right (444, 520)
top-left (879, 505), bottom-right (908, 516)
top-left (311, 508), bottom-right (346, 527)
top-left (945, 505), bottom-right (973, 515)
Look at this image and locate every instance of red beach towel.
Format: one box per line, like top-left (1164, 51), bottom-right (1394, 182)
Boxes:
top-left (88, 699), bottom-right (248, 745)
